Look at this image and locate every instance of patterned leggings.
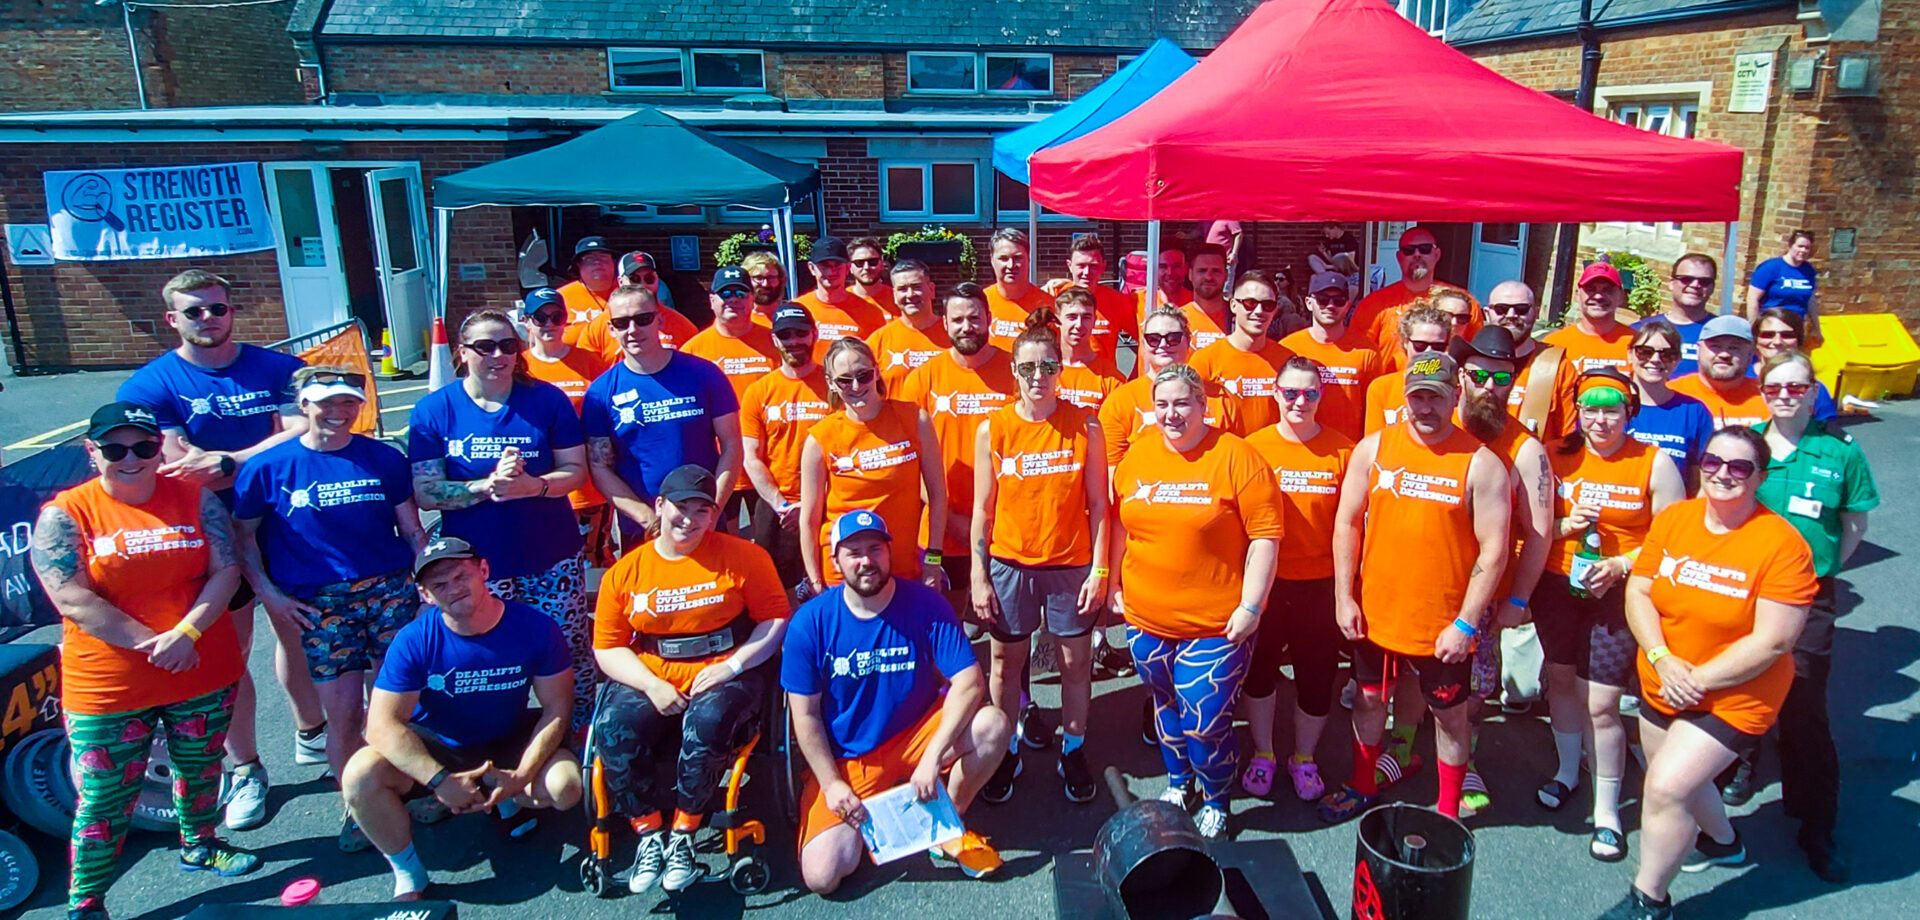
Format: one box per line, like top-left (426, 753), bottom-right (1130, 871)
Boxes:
top-left (490, 552), bottom-right (596, 731)
top-left (67, 684), bottom-right (235, 912)
top-left (1130, 630), bottom-right (1250, 809)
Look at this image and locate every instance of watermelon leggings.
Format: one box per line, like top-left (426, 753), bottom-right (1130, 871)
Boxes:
top-left (65, 684), bottom-right (235, 911)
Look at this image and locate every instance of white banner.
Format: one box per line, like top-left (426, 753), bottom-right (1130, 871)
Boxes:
top-left (44, 162), bottom-right (276, 261)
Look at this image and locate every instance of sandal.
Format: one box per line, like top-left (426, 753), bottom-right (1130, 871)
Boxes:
top-left (1374, 750), bottom-right (1424, 789)
top-left (1536, 779), bottom-right (1577, 811)
top-left (1240, 755), bottom-right (1277, 798)
top-left (1317, 785), bottom-right (1376, 824)
top-left (338, 815), bottom-right (372, 853)
top-left (1288, 758), bottom-right (1326, 802)
top-left (1459, 771), bottom-right (1490, 818)
top-left (1590, 827), bottom-right (1628, 862)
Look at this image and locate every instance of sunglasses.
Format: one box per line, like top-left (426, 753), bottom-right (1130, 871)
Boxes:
top-left (628, 271), bottom-right (658, 284)
top-left (1142, 331), bottom-right (1187, 348)
top-left (1755, 330), bottom-right (1797, 341)
top-left (1279, 387), bottom-right (1322, 403)
top-left (1312, 291), bottom-right (1350, 306)
top-left (1409, 339), bottom-right (1448, 353)
top-left (1483, 301), bottom-right (1532, 317)
top-left (1762, 382), bottom-right (1813, 398)
top-left (831, 368), bottom-right (877, 389)
top-left (1699, 452), bottom-right (1758, 481)
top-left (526, 309), bottom-right (567, 326)
top-left (1671, 274), bottom-right (1716, 288)
top-left (1234, 297), bottom-right (1279, 312)
top-left (1398, 243), bottom-right (1436, 256)
top-left (1013, 360), bottom-right (1063, 380)
top-left (176, 303), bottom-right (232, 321)
top-left (98, 440), bottom-right (162, 462)
top-left (609, 312), bottom-right (659, 332)
top-left (462, 337), bottom-right (525, 356)
top-left (1632, 345), bottom-right (1679, 362)
top-left (718, 288), bottom-right (752, 300)
top-left (773, 328), bottom-right (812, 342)
top-left (1465, 369), bottom-right (1515, 386)
top-left (851, 258), bottom-right (884, 267)
top-left (307, 371), bottom-right (367, 388)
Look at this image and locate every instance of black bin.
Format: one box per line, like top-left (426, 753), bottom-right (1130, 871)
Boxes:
top-left (1093, 800), bottom-right (1223, 920)
top-left (1352, 804), bottom-right (1474, 920)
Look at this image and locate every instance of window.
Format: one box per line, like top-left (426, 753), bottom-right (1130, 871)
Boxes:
top-left (1612, 101), bottom-right (1700, 234)
top-left (984, 54), bottom-right (1052, 94)
top-left (609, 48), bottom-right (684, 91)
top-left (992, 174), bottom-right (1077, 222)
top-left (880, 160), bottom-right (978, 220)
top-left (607, 48), bottom-right (764, 94)
top-left (907, 52), bottom-right (979, 93)
top-left (907, 52), bottom-right (1052, 95)
top-left (1399, 0), bottom-right (1446, 36)
top-left (601, 203), bottom-right (706, 223)
top-left (691, 50), bottom-right (765, 93)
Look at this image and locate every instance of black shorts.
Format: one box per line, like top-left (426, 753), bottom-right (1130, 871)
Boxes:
top-left (1352, 638), bottom-right (1473, 710)
top-left (1531, 575), bottom-right (1630, 685)
top-left (941, 553), bottom-right (970, 595)
top-left (409, 710), bottom-right (542, 777)
top-left (228, 578), bottom-right (256, 613)
top-left (1639, 705), bottom-right (1761, 758)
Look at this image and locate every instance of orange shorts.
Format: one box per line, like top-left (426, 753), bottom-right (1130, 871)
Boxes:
top-left (798, 706), bottom-right (947, 851)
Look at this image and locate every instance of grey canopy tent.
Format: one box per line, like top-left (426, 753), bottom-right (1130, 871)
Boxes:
top-left (431, 106), bottom-right (823, 309)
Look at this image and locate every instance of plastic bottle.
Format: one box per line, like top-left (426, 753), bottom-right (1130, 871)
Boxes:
top-left (1569, 525), bottom-right (1604, 599)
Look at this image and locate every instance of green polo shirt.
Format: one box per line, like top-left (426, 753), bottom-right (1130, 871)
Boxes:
top-left (1753, 420), bottom-right (1879, 578)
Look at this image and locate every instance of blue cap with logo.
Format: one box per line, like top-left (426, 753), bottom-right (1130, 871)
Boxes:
top-left (521, 287), bottom-right (563, 317)
top-left (830, 509), bottom-right (891, 549)
top-left (712, 265), bottom-right (751, 294)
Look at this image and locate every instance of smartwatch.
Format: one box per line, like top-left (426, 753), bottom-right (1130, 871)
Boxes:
top-left (217, 453), bottom-right (237, 477)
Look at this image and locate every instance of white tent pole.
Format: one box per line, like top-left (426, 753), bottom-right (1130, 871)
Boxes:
top-left (435, 208), bottom-right (450, 320)
top-left (1028, 203), bottom-right (1040, 285)
top-left (1721, 220), bottom-right (1739, 316)
top-left (781, 207), bottom-right (800, 299)
top-left (1145, 220), bottom-right (1162, 312)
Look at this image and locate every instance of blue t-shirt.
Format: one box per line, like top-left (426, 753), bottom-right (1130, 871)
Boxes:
top-left (1628, 391), bottom-right (1716, 476)
top-left (781, 580), bottom-right (978, 758)
top-left (1749, 257), bottom-right (1817, 316)
top-left (1635, 314), bottom-right (1706, 378)
top-left (581, 351), bottom-right (738, 506)
top-left (407, 381), bottom-right (585, 579)
top-left (118, 345), bottom-right (305, 506)
top-left (375, 600), bottom-right (571, 750)
top-left (231, 435), bottom-right (415, 596)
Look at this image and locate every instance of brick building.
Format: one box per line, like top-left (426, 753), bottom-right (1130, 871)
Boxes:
top-left (0, 0), bottom-right (304, 111)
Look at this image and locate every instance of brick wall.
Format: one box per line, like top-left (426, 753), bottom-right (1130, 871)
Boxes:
top-left (148, 5), bottom-right (304, 106)
top-left (780, 53), bottom-right (885, 100)
top-left (0, 5), bottom-right (301, 111)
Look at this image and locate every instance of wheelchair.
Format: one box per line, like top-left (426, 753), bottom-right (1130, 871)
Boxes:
top-left (577, 676), bottom-right (803, 897)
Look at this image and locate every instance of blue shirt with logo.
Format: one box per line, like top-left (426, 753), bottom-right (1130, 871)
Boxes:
top-left (1749, 257), bottom-right (1818, 316)
top-left (1628, 390), bottom-right (1717, 476)
top-left (1634, 315), bottom-right (1705, 377)
top-left (781, 579), bottom-right (978, 758)
top-left (581, 351), bottom-right (738, 506)
top-left (232, 435), bottom-right (415, 596)
top-left (118, 345), bottom-right (305, 452)
top-left (375, 600), bottom-right (572, 750)
top-left (407, 381), bottom-right (584, 579)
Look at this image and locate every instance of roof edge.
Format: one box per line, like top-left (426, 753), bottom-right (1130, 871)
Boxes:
top-left (1449, 0), bottom-right (1795, 48)
top-left (288, 0), bottom-right (332, 41)
top-left (306, 32), bottom-right (1183, 55)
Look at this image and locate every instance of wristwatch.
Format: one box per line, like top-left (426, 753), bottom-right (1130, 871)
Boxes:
top-left (217, 453), bottom-right (237, 477)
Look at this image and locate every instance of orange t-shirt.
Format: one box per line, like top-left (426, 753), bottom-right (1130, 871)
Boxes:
top-left (1542, 323), bottom-right (1633, 376)
top-left (1189, 337), bottom-right (1295, 433)
top-left (1182, 302), bottom-right (1233, 353)
top-left (1633, 499), bottom-right (1819, 734)
top-left (1362, 370), bottom-right (1411, 435)
top-left (592, 533), bottom-right (789, 692)
top-left (896, 350), bottom-right (1017, 551)
top-left (1279, 328), bottom-right (1388, 442)
top-left (1548, 437), bottom-right (1660, 574)
top-left (1114, 429), bottom-right (1284, 639)
top-left (523, 345), bottom-right (613, 509)
top-left (1354, 281), bottom-right (1480, 358)
top-left (985, 284), bottom-right (1055, 350)
top-left (807, 400), bottom-right (927, 583)
top-left (794, 290), bottom-right (886, 343)
top-left (50, 477), bottom-right (245, 715)
top-left (1058, 354), bottom-right (1126, 410)
top-left (1244, 425), bottom-right (1354, 580)
top-left (865, 318), bottom-right (951, 392)
top-left (1359, 424), bottom-right (1497, 657)
top-left (739, 367), bottom-right (832, 502)
top-left (1508, 345), bottom-right (1580, 440)
top-left (575, 305), bottom-right (702, 362)
top-left (1043, 281), bottom-right (1140, 357)
top-left (1670, 374), bottom-right (1769, 429)
top-left (985, 404), bottom-right (1096, 567)
top-left (852, 284), bottom-right (897, 317)
top-left (680, 325), bottom-right (780, 398)
top-left (557, 280), bottom-right (612, 341)
top-left (1097, 375), bottom-right (1244, 467)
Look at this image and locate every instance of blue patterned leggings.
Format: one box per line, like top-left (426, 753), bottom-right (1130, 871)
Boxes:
top-left (490, 552), bottom-right (595, 731)
top-left (1129, 629), bottom-right (1250, 808)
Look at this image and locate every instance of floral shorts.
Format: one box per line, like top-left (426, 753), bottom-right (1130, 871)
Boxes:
top-left (299, 569), bottom-right (422, 682)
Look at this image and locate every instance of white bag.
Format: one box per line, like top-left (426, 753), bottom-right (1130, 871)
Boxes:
top-left (1500, 623), bottom-right (1544, 704)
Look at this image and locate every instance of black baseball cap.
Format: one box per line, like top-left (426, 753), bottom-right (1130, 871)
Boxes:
top-left (1448, 326), bottom-right (1518, 365)
top-left (770, 302), bottom-right (816, 335)
top-left (712, 266), bottom-right (751, 294)
top-left (658, 464), bottom-right (718, 505)
top-left (412, 536), bottom-right (479, 577)
top-left (619, 251), bottom-right (658, 277)
top-left (86, 402), bottom-right (161, 441)
top-left (573, 236), bottom-right (614, 262)
top-left (809, 236), bottom-right (850, 264)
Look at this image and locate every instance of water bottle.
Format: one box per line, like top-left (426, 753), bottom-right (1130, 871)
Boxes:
top-left (1568, 526), bottom-right (1604, 599)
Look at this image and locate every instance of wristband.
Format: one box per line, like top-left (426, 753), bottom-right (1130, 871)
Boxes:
top-left (538, 478), bottom-right (550, 498)
top-left (1092, 566), bottom-right (1110, 578)
top-left (1507, 596), bottom-right (1528, 610)
top-left (1235, 602), bottom-right (1261, 616)
top-left (1452, 617), bottom-right (1479, 637)
top-left (426, 768), bottom-right (450, 791)
top-left (1646, 645), bottom-right (1672, 665)
top-left (173, 621), bottom-right (202, 642)
top-left (722, 658), bottom-right (742, 678)
top-left (924, 551), bottom-right (944, 566)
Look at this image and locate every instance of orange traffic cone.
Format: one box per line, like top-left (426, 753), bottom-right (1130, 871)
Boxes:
top-left (427, 317), bottom-right (455, 392)
top-left (377, 328), bottom-right (398, 377)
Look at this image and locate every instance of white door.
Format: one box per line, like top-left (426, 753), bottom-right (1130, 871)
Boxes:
top-left (264, 165), bottom-right (348, 337)
top-left (1468, 223), bottom-right (1527, 303)
top-left (1374, 220), bottom-right (1412, 288)
top-left (365, 167), bottom-right (432, 370)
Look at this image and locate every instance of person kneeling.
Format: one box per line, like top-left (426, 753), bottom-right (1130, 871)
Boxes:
top-left (342, 537), bottom-right (582, 901)
top-left (784, 511), bottom-right (1011, 894)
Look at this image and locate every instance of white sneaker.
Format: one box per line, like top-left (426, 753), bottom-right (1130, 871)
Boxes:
top-left (1158, 784), bottom-right (1190, 810)
top-left (223, 762), bottom-right (269, 831)
top-left (294, 726), bottom-right (327, 766)
top-left (627, 830), bottom-right (666, 893)
top-left (1194, 805), bottom-right (1228, 840)
top-left (660, 830), bottom-right (702, 892)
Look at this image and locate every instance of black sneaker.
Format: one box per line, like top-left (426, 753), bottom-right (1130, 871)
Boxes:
top-left (982, 752), bottom-right (1021, 804)
top-left (1058, 748), bottom-right (1096, 803)
top-left (1140, 700), bottom-right (1159, 746)
top-left (1096, 642), bottom-right (1136, 678)
top-left (1800, 829), bottom-right (1850, 883)
top-left (1719, 757), bottom-right (1756, 807)
top-left (1019, 702), bottom-right (1054, 750)
top-left (1597, 886), bottom-right (1673, 920)
top-left (1680, 830), bottom-right (1746, 872)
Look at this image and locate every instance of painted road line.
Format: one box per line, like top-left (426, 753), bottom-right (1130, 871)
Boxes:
top-left (5, 419), bottom-right (87, 451)
top-left (381, 383), bottom-right (430, 396)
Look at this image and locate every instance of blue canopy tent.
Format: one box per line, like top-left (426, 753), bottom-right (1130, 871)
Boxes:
top-left (991, 38), bottom-right (1196, 282)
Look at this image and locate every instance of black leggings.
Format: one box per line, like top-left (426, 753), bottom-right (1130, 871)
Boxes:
top-left (1246, 577), bottom-right (1343, 717)
top-left (591, 665), bottom-right (769, 821)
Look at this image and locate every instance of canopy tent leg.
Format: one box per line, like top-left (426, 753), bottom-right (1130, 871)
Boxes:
top-left (435, 208), bottom-right (450, 320)
top-left (547, 207), bottom-right (565, 281)
top-left (1722, 221), bottom-right (1739, 316)
top-left (778, 207), bottom-right (800, 299)
top-left (1028, 203), bottom-right (1041, 285)
top-left (1144, 220), bottom-right (1161, 313)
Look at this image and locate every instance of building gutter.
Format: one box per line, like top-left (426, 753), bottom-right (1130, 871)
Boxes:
top-left (1448, 0), bottom-right (1793, 49)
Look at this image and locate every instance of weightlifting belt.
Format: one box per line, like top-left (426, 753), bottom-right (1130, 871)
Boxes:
top-left (641, 617), bottom-right (749, 661)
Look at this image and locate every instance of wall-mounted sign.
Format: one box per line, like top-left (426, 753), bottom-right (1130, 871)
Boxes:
top-left (43, 162), bottom-right (276, 261)
top-left (4, 224), bottom-right (54, 266)
top-left (1729, 51), bottom-right (1776, 113)
top-left (670, 235), bottom-right (701, 272)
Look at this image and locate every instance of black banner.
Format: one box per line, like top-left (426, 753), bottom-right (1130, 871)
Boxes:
top-left (2, 438), bottom-right (93, 633)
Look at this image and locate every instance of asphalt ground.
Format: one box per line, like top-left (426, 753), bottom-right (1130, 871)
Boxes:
top-left (5, 374), bottom-right (1919, 920)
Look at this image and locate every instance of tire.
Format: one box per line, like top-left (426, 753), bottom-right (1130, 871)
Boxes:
top-left (729, 855), bottom-right (769, 895)
top-left (772, 696), bottom-right (802, 826)
top-left (579, 853), bottom-right (611, 898)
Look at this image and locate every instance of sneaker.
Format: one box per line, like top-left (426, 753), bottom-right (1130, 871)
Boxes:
top-left (1194, 804), bottom-right (1228, 840)
top-left (1059, 748), bottom-right (1096, 803)
top-left (68, 898), bottom-right (109, 920)
top-left (930, 830), bottom-right (1003, 879)
top-left (1719, 758), bottom-right (1756, 807)
top-left (294, 724), bottom-right (327, 766)
top-left (1096, 642), bottom-right (1136, 678)
top-left (982, 753), bottom-right (1022, 804)
top-left (1597, 887), bottom-right (1673, 920)
top-left (1019, 702), bottom-right (1053, 750)
top-left (223, 763), bottom-right (269, 831)
top-left (1158, 782), bottom-right (1194, 812)
top-left (1287, 758), bottom-right (1326, 802)
top-left (338, 815), bottom-right (372, 853)
top-left (1140, 700), bottom-right (1159, 747)
top-left (179, 839), bottom-right (261, 877)
top-left (1680, 830), bottom-right (1746, 873)
top-left (660, 830), bottom-right (702, 892)
top-left (627, 830), bottom-right (666, 894)
top-left (1239, 755), bottom-right (1277, 798)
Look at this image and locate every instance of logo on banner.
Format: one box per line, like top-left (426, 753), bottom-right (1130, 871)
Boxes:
top-left (45, 163), bottom-right (276, 261)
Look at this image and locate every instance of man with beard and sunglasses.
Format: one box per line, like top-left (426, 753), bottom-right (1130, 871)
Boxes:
top-left (1363, 304), bottom-right (1453, 435)
top-left (784, 511), bottom-right (1010, 893)
top-left (118, 269), bottom-right (320, 832)
top-left (742, 305), bottom-right (834, 594)
top-left (1280, 272), bottom-right (1388, 441)
top-left (583, 285), bottom-right (741, 555)
top-left (1356, 227), bottom-right (1479, 357)
top-left (1191, 270), bottom-right (1295, 433)
top-left (866, 259), bottom-right (952, 391)
top-left (847, 237), bottom-right (897, 317)
top-left (1481, 280), bottom-right (1579, 440)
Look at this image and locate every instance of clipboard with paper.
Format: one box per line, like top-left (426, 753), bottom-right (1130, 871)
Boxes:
top-left (858, 781), bottom-right (964, 865)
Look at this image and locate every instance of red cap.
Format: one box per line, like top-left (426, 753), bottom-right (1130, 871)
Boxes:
top-left (1577, 262), bottom-right (1622, 288)
top-left (281, 877), bottom-right (321, 906)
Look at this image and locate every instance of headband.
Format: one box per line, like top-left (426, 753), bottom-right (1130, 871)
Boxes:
top-left (1576, 375), bottom-right (1633, 408)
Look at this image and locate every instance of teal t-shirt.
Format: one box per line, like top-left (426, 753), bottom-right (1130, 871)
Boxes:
top-left (1752, 421), bottom-right (1879, 578)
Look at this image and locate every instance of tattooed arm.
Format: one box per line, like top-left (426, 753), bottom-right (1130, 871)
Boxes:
top-left (411, 458), bottom-right (489, 512)
top-left (30, 505), bottom-right (159, 649)
top-left (588, 436), bottom-right (656, 530)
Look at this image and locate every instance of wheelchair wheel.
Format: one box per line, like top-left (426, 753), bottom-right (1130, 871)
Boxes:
top-left (771, 693), bottom-right (802, 825)
top-left (728, 854), bottom-right (769, 895)
top-left (580, 853), bottom-right (614, 898)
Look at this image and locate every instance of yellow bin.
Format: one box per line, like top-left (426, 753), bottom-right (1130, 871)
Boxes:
top-left (1809, 314), bottom-right (1920, 403)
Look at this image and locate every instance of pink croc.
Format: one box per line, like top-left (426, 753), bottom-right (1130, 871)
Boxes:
top-left (1239, 754), bottom-right (1277, 798)
top-left (1288, 758), bottom-right (1326, 801)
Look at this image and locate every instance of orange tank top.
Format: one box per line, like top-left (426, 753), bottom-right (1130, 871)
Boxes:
top-left (1548, 437), bottom-right (1660, 574)
top-left (986, 403), bottom-right (1095, 567)
top-left (808, 400), bottom-right (926, 583)
top-left (1477, 417), bottom-right (1538, 599)
top-left (1360, 424), bottom-right (1487, 656)
top-left (50, 477), bottom-right (245, 715)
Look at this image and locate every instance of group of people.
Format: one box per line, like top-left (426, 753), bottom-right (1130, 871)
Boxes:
top-left (27, 223), bottom-right (1874, 920)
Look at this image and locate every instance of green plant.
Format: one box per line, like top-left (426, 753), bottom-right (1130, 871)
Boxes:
top-left (1603, 250), bottom-right (1661, 318)
top-left (884, 225), bottom-right (978, 278)
top-left (714, 228), bottom-right (813, 267)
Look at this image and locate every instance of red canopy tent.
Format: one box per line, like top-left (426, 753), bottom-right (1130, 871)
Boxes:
top-left (1027, 0), bottom-right (1744, 224)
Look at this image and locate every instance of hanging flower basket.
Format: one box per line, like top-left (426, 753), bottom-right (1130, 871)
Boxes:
top-left (885, 226), bottom-right (977, 277)
top-left (715, 227), bottom-right (814, 267)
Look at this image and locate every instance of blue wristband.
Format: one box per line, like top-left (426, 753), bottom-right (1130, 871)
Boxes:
top-left (1508, 596), bottom-right (1529, 610)
top-left (1452, 617), bottom-right (1479, 637)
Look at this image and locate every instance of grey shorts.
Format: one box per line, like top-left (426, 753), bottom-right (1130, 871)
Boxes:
top-left (987, 558), bottom-right (1096, 641)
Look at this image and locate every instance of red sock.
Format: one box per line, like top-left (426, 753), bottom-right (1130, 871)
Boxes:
top-left (1351, 738), bottom-right (1384, 796)
top-left (1437, 760), bottom-right (1467, 818)
top-left (629, 812), bottom-right (662, 835)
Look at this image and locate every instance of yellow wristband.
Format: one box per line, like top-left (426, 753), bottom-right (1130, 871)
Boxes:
top-left (174, 621), bottom-right (203, 642)
top-left (1646, 644), bottom-right (1671, 665)
top-left (1092, 566), bottom-right (1111, 578)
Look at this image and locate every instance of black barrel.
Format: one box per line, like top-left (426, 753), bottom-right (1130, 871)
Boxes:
top-left (1092, 800), bottom-right (1224, 920)
top-left (1352, 804), bottom-right (1474, 920)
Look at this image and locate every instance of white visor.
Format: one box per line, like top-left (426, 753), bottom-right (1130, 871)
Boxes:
top-left (299, 382), bottom-right (367, 404)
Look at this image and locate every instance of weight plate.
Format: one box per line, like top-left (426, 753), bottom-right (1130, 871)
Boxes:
top-left (0, 828), bottom-right (40, 912)
top-left (21, 730), bottom-right (77, 841)
top-left (0, 727), bottom-right (34, 826)
top-left (3, 732), bottom-right (64, 840)
top-left (50, 737), bottom-right (78, 816)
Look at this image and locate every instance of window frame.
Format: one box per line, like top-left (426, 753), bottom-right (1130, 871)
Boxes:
top-left (905, 51), bottom-right (982, 95)
top-left (599, 203), bottom-right (709, 225)
top-left (606, 46), bottom-right (688, 93)
top-left (879, 158), bottom-right (980, 222)
top-left (1399, 0), bottom-right (1447, 38)
top-left (689, 48), bottom-right (767, 94)
top-left (982, 52), bottom-right (1054, 96)
top-left (1604, 92), bottom-right (1706, 236)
